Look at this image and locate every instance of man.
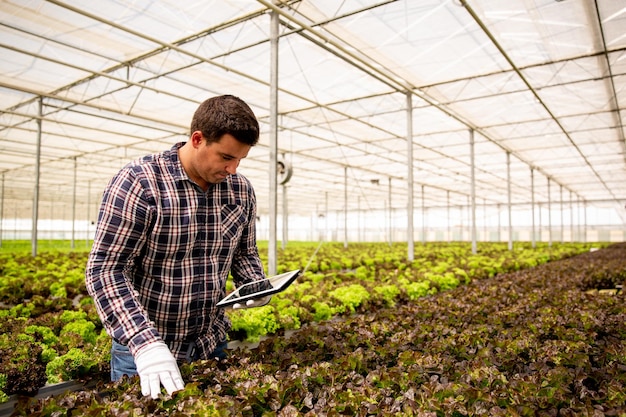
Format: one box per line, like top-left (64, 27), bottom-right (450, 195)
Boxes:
top-left (86, 95), bottom-right (270, 399)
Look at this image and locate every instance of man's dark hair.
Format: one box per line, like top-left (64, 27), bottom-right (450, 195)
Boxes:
top-left (191, 95), bottom-right (260, 146)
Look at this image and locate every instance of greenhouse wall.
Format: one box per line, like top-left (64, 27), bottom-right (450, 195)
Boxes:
top-left (1, 199), bottom-right (623, 245)
top-left (2, 220), bottom-right (623, 244)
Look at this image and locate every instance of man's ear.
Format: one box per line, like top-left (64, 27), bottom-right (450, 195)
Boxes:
top-left (190, 131), bottom-right (204, 147)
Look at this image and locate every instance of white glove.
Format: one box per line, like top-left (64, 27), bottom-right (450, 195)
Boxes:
top-left (134, 341), bottom-right (185, 399)
top-left (232, 295), bottom-right (272, 310)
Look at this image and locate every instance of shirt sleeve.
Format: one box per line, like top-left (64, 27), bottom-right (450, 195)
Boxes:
top-left (85, 168), bottom-right (161, 355)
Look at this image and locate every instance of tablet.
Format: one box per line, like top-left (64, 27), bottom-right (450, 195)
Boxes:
top-left (217, 269), bottom-right (301, 308)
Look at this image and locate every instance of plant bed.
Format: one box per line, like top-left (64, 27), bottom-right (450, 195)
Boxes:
top-left (1, 241), bottom-right (595, 401)
top-left (3, 243), bottom-right (625, 416)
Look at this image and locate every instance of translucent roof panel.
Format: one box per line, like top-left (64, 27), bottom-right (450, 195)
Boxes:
top-left (0, 0), bottom-right (624, 225)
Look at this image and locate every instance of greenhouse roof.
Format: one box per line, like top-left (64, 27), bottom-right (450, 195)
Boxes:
top-left (1, 0), bottom-right (625, 223)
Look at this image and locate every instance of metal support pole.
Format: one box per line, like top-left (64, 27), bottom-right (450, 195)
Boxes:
top-left (0, 173), bottom-right (3, 248)
top-left (506, 151), bottom-right (512, 251)
top-left (530, 167), bottom-right (536, 248)
top-left (547, 177), bottom-right (552, 247)
top-left (343, 166), bottom-right (348, 248)
top-left (32, 97), bottom-right (43, 257)
top-left (268, 7), bottom-right (279, 275)
top-left (446, 190), bottom-right (450, 243)
top-left (388, 177), bottom-right (392, 246)
top-left (49, 200), bottom-right (53, 243)
top-left (577, 196), bottom-right (581, 242)
top-left (71, 156), bottom-right (77, 249)
top-left (569, 190), bottom-right (574, 242)
top-left (537, 203), bottom-right (543, 240)
top-left (421, 185), bottom-right (426, 244)
top-left (583, 201), bottom-right (587, 243)
top-left (281, 184), bottom-right (287, 250)
top-left (560, 185), bottom-right (564, 243)
top-left (467, 195), bottom-right (470, 242)
top-left (406, 92), bottom-right (414, 260)
top-left (86, 180), bottom-right (91, 247)
top-left (470, 129), bottom-right (477, 254)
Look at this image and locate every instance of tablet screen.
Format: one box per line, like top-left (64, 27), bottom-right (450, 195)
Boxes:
top-left (217, 269), bottom-right (301, 307)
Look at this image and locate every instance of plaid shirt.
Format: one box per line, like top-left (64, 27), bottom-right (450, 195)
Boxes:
top-left (86, 142), bottom-right (266, 360)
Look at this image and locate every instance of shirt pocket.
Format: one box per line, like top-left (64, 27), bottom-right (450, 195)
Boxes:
top-left (221, 204), bottom-right (246, 242)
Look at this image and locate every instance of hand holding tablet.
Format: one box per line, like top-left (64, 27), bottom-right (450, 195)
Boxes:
top-left (232, 295), bottom-right (272, 310)
top-left (217, 270), bottom-right (301, 308)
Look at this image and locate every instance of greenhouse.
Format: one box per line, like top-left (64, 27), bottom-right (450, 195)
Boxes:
top-left (0, 0), bottom-right (625, 416)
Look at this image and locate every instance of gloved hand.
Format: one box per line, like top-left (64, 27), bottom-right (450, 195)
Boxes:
top-left (134, 341), bottom-right (185, 399)
top-left (232, 295), bottom-right (272, 310)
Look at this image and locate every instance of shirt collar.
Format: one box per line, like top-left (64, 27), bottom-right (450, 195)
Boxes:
top-left (167, 142), bottom-right (190, 183)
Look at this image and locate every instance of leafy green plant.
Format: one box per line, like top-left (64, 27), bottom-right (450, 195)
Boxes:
top-left (426, 272), bottom-right (460, 291)
top-left (229, 305), bottom-right (280, 342)
top-left (373, 284), bottom-right (400, 307)
top-left (45, 348), bottom-right (98, 384)
top-left (0, 373), bottom-right (7, 403)
top-left (328, 284), bottom-right (371, 314)
top-left (312, 301), bottom-right (333, 321)
top-left (404, 280), bottom-right (436, 299)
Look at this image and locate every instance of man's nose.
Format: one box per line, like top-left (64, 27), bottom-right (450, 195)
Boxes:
top-left (225, 160), bottom-right (239, 174)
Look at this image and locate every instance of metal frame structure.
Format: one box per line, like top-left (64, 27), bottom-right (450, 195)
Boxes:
top-left (1, 1), bottom-right (625, 261)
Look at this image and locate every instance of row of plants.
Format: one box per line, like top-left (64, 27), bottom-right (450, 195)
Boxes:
top-left (228, 242), bottom-right (603, 342)
top-left (4, 241), bottom-right (625, 416)
top-left (0, 241), bottom-right (611, 406)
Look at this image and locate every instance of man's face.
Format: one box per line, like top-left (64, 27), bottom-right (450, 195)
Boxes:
top-left (192, 132), bottom-right (251, 185)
